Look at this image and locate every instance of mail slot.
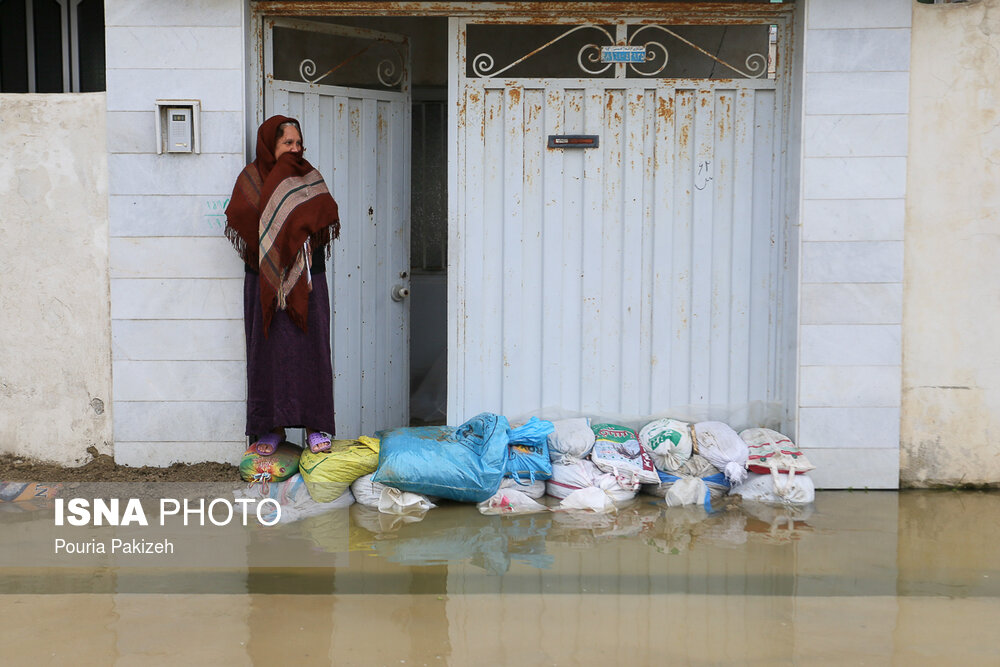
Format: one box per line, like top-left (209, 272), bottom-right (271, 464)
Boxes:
top-left (547, 134), bottom-right (599, 149)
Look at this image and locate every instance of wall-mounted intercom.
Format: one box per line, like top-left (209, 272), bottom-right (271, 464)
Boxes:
top-left (155, 99), bottom-right (201, 154)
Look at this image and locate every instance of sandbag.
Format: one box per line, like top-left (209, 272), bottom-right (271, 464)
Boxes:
top-left (547, 458), bottom-right (637, 505)
top-left (590, 423), bottom-right (659, 484)
top-left (500, 476), bottom-right (546, 499)
top-left (729, 471), bottom-right (815, 505)
top-left (378, 487), bottom-right (436, 515)
top-left (693, 421), bottom-right (749, 486)
top-left (638, 418), bottom-right (693, 472)
top-left (478, 488), bottom-right (549, 515)
top-left (0, 482), bottom-right (61, 503)
top-left (352, 472), bottom-right (438, 512)
top-left (643, 454), bottom-right (730, 509)
top-left (373, 413), bottom-right (511, 502)
top-left (350, 473), bottom-right (384, 508)
top-left (547, 417), bottom-right (595, 461)
top-left (299, 436), bottom-right (380, 503)
top-left (240, 442), bottom-right (300, 489)
top-left (546, 458), bottom-right (600, 500)
top-left (234, 473), bottom-right (353, 523)
top-left (559, 487), bottom-right (618, 513)
top-left (739, 427), bottom-right (816, 475)
top-left (506, 417), bottom-right (554, 482)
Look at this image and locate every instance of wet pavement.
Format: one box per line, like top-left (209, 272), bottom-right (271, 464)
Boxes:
top-left (2, 490), bottom-right (999, 664)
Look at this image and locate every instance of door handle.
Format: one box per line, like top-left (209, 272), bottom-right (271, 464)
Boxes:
top-left (391, 284), bottom-right (410, 302)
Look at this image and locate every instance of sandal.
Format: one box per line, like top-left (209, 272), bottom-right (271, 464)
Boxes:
top-left (252, 433), bottom-right (282, 456)
top-left (307, 431), bottom-right (332, 454)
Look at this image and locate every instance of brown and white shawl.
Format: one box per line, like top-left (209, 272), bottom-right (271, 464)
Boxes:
top-left (224, 115), bottom-right (340, 336)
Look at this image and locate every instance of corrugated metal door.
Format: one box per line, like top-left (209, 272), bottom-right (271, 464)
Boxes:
top-left (266, 19), bottom-right (410, 436)
top-left (452, 21), bottom-right (786, 422)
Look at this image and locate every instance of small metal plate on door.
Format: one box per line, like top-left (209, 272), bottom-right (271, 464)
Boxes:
top-left (547, 135), bottom-right (599, 149)
top-left (600, 46), bottom-right (646, 63)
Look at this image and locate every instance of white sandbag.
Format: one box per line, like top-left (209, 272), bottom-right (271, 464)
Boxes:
top-left (590, 423), bottom-right (659, 485)
top-left (547, 417), bottom-right (596, 460)
top-left (352, 473), bottom-right (437, 513)
top-left (739, 427), bottom-right (816, 475)
top-left (558, 487), bottom-right (618, 513)
top-left (478, 488), bottom-right (550, 515)
top-left (350, 473), bottom-right (384, 508)
top-left (694, 421), bottom-right (749, 486)
top-left (593, 470), bottom-right (639, 502)
top-left (642, 454), bottom-right (730, 509)
top-left (546, 459), bottom-right (637, 504)
top-left (235, 473), bottom-right (354, 523)
top-left (378, 487), bottom-right (437, 515)
top-left (546, 459), bottom-right (600, 499)
top-left (499, 476), bottom-right (546, 499)
top-left (664, 478), bottom-right (707, 507)
top-left (729, 471), bottom-right (815, 505)
top-left (638, 418), bottom-right (693, 471)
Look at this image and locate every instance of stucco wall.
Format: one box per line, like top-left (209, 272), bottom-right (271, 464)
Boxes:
top-left (0, 93), bottom-right (113, 465)
top-left (903, 0), bottom-right (1000, 486)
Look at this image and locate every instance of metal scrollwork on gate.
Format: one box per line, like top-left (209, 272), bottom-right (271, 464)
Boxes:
top-left (298, 40), bottom-right (405, 88)
top-left (470, 23), bottom-right (769, 80)
top-left (628, 25), bottom-right (766, 79)
top-left (473, 24), bottom-right (616, 78)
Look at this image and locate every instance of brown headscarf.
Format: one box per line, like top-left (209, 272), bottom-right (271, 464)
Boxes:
top-left (225, 115), bottom-right (340, 335)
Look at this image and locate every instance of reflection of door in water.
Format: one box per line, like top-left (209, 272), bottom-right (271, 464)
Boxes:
top-left (265, 18), bottom-right (411, 436)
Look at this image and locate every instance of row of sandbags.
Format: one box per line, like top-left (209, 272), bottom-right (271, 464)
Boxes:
top-left (237, 414), bottom-right (556, 519)
top-left (237, 414), bottom-right (817, 522)
top-left (544, 418), bottom-right (817, 510)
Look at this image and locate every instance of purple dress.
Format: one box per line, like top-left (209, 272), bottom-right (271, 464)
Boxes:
top-left (243, 268), bottom-right (335, 438)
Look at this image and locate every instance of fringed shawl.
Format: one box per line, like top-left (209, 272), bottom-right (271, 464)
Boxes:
top-left (225, 115), bottom-right (340, 335)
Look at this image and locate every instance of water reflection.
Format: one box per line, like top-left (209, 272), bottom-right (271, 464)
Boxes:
top-left (4, 491), bottom-right (1000, 664)
top-left (358, 508), bottom-right (554, 573)
top-left (2, 491), bottom-right (999, 597)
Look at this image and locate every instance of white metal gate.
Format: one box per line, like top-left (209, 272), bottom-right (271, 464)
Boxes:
top-left (450, 19), bottom-right (790, 423)
top-left (265, 19), bottom-right (411, 436)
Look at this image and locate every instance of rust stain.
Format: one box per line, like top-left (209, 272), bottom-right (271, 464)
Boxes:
top-left (678, 124), bottom-right (690, 149)
top-left (657, 97), bottom-right (675, 123)
top-left (509, 87), bottom-right (521, 106)
top-left (717, 95), bottom-right (731, 139)
top-left (629, 96), bottom-right (642, 115)
top-left (468, 90), bottom-right (480, 104)
top-left (254, 2), bottom-right (792, 22)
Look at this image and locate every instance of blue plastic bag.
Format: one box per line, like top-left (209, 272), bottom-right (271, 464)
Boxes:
top-left (373, 413), bottom-right (511, 502)
top-left (505, 417), bottom-right (555, 483)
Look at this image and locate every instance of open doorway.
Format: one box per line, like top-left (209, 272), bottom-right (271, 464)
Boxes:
top-left (298, 16), bottom-right (449, 427)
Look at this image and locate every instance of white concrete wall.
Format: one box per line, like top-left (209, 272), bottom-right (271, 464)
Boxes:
top-left (0, 93), bottom-right (113, 465)
top-left (796, 0), bottom-right (911, 488)
top-left (902, 0), bottom-right (1000, 486)
top-left (106, 0), bottom-right (247, 466)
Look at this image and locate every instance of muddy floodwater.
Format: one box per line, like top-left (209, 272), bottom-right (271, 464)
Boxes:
top-left (2, 490), bottom-right (999, 664)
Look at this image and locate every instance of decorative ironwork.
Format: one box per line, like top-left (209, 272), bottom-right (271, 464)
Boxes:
top-left (628, 25), bottom-right (766, 79)
top-left (376, 58), bottom-right (404, 88)
top-left (471, 23), bottom-right (769, 80)
top-left (473, 25), bottom-right (615, 78)
top-left (297, 41), bottom-right (404, 88)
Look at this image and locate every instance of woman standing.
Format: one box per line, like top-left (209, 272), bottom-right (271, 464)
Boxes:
top-left (224, 115), bottom-right (340, 454)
